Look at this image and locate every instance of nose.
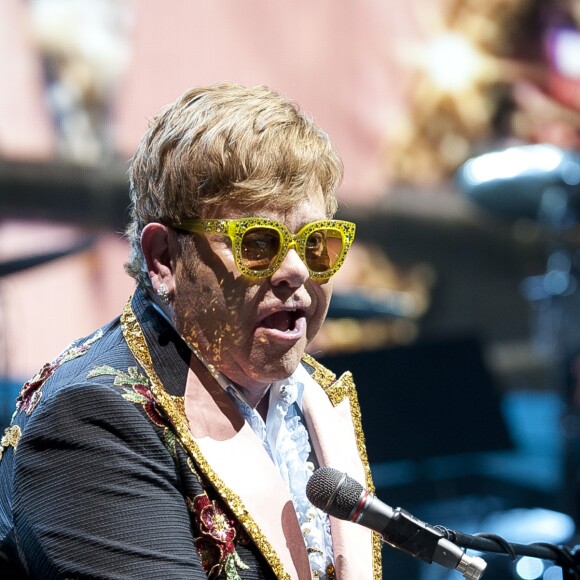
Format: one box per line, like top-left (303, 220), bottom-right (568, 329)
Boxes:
top-left (270, 247), bottom-right (310, 287)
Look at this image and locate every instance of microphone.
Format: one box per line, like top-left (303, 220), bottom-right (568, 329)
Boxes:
top-left (306, 467), bottom-right (487, 580)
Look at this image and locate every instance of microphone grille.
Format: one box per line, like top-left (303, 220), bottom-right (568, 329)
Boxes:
top-left (306, 467), bottom-right (365, 521)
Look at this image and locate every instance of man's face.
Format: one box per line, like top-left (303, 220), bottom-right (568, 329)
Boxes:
top-left (172, 185), bottom-right (333, 393)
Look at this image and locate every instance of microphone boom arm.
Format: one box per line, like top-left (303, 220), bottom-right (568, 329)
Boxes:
top-left (442, 528), bottom-right (580, 580)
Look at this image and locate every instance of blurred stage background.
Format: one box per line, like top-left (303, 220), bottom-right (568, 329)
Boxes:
top-left (2, 0), bottom-right (580, 578)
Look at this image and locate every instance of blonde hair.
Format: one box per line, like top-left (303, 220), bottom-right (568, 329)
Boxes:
top-left (125, 82), bottom-right (343, 287)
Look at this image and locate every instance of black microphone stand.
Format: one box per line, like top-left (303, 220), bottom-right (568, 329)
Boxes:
top-left (439, 525), bottom-right (580, 579)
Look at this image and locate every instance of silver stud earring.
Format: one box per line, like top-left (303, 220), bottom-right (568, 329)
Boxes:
top-left (157, 283), bottom-right (170, 305)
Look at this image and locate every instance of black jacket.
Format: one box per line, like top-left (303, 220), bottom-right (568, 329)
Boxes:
top-left (0, 289), bottom-right (380, 579)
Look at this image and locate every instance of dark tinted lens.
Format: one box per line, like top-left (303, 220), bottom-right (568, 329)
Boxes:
top-left (305, 228), bottom-right (343, 272)
top-left (241, 227), bottom-right (281, 270)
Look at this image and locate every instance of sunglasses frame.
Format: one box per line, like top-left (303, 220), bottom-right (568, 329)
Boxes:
top-left (174, 217), bottom-right (356, 281)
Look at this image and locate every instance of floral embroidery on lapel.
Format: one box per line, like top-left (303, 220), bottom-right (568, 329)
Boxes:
top-left (87, 365), bottom-right (176, 455)
top-left (16, 329), bottom-right (103, 416)
top-left (0, 425), bottom-right (21, 462)
top-left (187, 493), bottom-right (250, 579)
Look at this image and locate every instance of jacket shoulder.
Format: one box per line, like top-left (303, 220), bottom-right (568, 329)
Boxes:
top-left (301, 353), bottom-right (358, 407)
top-left (301, 352), bottom-right (337, 386)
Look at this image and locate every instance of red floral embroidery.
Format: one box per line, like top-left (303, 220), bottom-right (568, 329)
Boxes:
top-left (17, 362), bottom-right (53, 415)
top-left (131, 383), bottom-right (167, 428)
top-left (87, 365), bottom-right (176, 456)
top-left (194, 536), bottom-right (226, 577)
top-left (16, 330), bottom-right (102, 416)
top-left (195, 495), bottom-right (237, 547)
top-left (187, 493), bottom-right (249, 578)
top-left (88, 366), bottom-right (169, 428)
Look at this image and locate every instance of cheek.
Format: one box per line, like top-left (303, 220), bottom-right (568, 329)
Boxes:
top-left (308, 282), bottom-right (333, 339)
top-left (175, 266), bottom-right (255, 344)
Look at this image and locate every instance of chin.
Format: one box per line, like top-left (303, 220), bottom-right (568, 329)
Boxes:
top-left (248, 346), bottom-right (305, 385)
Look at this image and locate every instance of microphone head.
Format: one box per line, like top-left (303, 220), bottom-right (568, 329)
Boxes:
top-left (306, 467), bottom-right (365, 520)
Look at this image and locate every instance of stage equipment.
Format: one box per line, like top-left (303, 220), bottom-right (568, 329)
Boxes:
top-left (457, 143), bottom-right (580, 528)
top-left (308, 467), bottom-right (580, 579)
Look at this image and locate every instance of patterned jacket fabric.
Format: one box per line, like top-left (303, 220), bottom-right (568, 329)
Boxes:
top-left (0, 289), bottom-right (380, 579)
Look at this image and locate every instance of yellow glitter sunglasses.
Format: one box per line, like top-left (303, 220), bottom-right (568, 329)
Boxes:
top-left (174, 217), bottom-right (356, 281)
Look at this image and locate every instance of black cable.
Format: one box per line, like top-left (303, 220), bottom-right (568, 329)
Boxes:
top-left (437, 526), bottom-right (580, 578)
top-left (534, 542), bottom-right (580, 580)
top-left (474, 533), bottom-right (517, 560)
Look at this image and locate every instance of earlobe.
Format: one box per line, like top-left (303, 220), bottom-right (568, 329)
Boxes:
top-left (140, 223), bottom-right (176, 294)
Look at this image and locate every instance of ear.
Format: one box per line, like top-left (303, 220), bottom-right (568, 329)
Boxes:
top-left (140, 223), bottom-right (178, 295)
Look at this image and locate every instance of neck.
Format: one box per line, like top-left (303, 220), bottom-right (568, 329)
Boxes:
top-left (237, 383), bottom-right (271, 414)
top-left (148, 293), bottom-right (273, 417)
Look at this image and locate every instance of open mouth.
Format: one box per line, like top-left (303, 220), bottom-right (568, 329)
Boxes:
top-left (259, 309), bottom-right (305, 333)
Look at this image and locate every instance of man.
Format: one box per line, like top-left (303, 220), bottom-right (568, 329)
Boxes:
top-left (0, 83), bottom-right (382, 579)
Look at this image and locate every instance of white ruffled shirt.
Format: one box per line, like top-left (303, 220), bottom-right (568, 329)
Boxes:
top-left (225, 375), bottom-right (334, 577)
